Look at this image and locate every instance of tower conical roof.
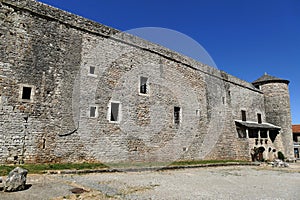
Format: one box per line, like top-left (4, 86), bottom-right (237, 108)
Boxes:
top-left (252, 73), bottom-right (289, 86)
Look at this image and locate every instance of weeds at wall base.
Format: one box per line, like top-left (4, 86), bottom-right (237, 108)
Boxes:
top-left (0, 160), bottom-right (251, 176)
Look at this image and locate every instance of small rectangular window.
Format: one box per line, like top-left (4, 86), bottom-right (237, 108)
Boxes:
top-left (110, 102), bottom-right (119, 122)
top-left (257, 113), bottom-right (262, 124)
top-left (19, 84), bottom-right (35, 102)
top-left (241, 110), bottom-right (246, 121)
top-left (22, 87), bottom-right (32, 100)
top-left (140, 76), bottom-right (148, 94)
top-left (174, 106), bottom-right (181, 125)
top-left (90, 106), bottom-right (97, 118)
top-left (89, 66), bottom-right (95, 75)
top-left (196, 109), bottom-right (201, 117)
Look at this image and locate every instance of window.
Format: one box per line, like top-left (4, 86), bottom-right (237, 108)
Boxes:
top-left (108, 101), bottom-right (121, 123)
top-left (248, 129), bottom-right (259, 138)
top-left (88, 66), bottom-right (97, 77)
top-left (89, 66), bottom-right (95, 75)
top-left (139, 76), bottom-right (148, 94)
top-left (42, 138), bottom-right (46, 149)
top-left (196, 109), bottom-right (201, 117)
top-left (174, 106), bottom-right (181, 125)
top-left (110, 102), bottom-right (120, 122)
top-left (257, 113), bottom-right (262, 124)
top-left (89, 106), bottom-right (97, 118)
top-left (22, 87), bottom-right (32, 100)
top-left (269, 130), bottom-right (278, 143)
top-left (241, 110), bottom-right (246, 121)
top-left (237, 127), bottom-right (246, 138)
top-left (19, 84), bottom-right (35, 102)
top-left (260, 130), bottom-right (268, 138)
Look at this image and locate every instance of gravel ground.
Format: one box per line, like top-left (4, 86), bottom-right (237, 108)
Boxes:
top-left (1, 164), bottom-right (300, 200)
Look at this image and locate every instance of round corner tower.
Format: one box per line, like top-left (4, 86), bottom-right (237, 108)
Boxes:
top-left (253, 73), bottom-right (294, 159)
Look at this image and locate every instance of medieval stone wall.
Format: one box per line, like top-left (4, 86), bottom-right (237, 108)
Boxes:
top-left (0, 0), bottom-right (291, 164)
top-left (0, 0), bottom-right (84, 163)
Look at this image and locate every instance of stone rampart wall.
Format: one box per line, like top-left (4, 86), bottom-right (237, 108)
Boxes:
top-left (0, 0), bottom-right (274, 163)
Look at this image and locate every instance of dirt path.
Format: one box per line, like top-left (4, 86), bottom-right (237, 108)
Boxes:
top-left (1, 164), bottom-right (300, 200)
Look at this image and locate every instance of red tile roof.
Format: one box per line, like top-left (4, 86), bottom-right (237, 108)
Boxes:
top-left (292, 125), bottom-right (300, 133)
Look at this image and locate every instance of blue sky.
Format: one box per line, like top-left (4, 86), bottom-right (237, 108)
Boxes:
top-left (38, 0), bottom-right (300, 124)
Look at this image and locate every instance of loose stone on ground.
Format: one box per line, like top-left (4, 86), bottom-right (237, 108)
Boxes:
top-left (4, 167), bottom-right (28, 192)
top-left (1, 164), bottom-right (300, 200)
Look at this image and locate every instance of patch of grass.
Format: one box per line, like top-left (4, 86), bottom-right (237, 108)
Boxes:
top-left (108, 161), bottom-right (169, 169)
top-left (0, 162), bottom-right (107, 176)
top-left (0, 165), bottom-right (15, 176)
top-left (105, 160), bottom-right (249, 169)
top-left (0, 160), bottom-right (250, 176)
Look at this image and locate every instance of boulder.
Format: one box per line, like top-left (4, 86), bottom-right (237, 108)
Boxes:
top-left (4, 167), bottom-right (28, 192)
